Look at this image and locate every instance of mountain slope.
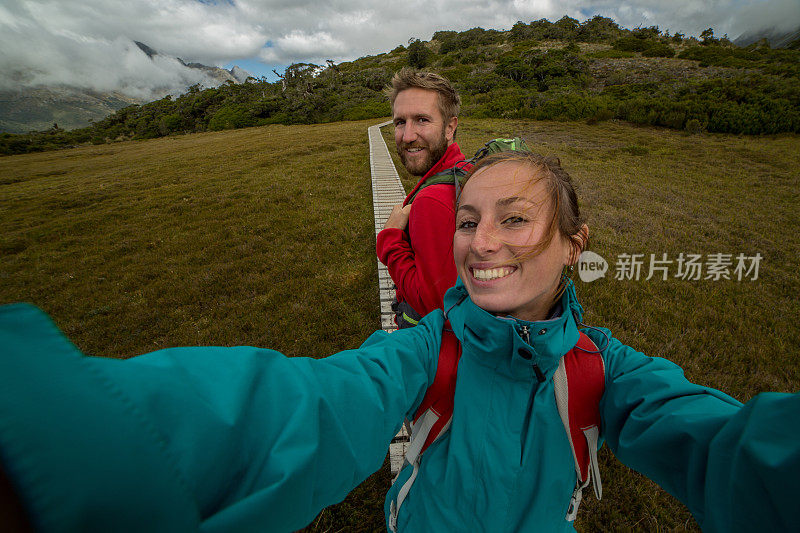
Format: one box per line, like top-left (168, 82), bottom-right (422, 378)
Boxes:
top-left (734, 26), bottom-right (800, 48)
top-left (0, 87), bottom-right (143, 134)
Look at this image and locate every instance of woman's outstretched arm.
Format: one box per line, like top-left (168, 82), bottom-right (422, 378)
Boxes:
top-left (0, 303), bottom-right (442, 532)
top-left (597, 330), bottom-right (799, 531)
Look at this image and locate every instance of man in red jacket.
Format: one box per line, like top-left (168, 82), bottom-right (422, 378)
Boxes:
top-left (376, 69), bottom-right (470, 327)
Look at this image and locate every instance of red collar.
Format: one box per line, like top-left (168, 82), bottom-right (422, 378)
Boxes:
top-left (403, 142), bottom-right (467, 205)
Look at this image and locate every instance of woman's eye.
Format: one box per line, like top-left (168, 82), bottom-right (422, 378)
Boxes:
top-left (503, 216), bottom-right (527, 225)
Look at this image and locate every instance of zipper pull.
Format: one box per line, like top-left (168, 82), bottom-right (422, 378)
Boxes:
top-left (519, 324), bottom-right (531, 344)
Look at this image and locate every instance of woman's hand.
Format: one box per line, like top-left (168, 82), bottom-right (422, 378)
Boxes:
top-left (383, 203), bottom-right (412, 231)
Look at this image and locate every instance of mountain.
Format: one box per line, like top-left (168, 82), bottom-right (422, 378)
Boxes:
top-left (0, 87), bottom-right (144, 134)
top-left (734, 26), bottom-right (800, 48)
top-left (137, 41), bottom-right (253, 86)
top-left (0, 42), bottom-right (252, 134)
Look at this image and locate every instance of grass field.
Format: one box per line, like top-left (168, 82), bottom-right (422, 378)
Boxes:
top-left (2, 118), bottom-right (798, 531)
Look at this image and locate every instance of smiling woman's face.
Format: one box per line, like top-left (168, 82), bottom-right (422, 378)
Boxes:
top-left (453, 161), bottom-right (574, 322)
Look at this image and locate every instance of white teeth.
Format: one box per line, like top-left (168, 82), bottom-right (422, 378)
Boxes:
top-left (472, 267), bottom-right (514, 281)
top-left (407, 148), bottom-right (423, 152)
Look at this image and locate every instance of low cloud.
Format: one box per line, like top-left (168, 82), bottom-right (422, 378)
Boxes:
top-left (1, 31), bottom-right (216, 100)
top-left (260, 31), bottom-right (349, 63)
top-left (0, 0), bottom-right (267, 99)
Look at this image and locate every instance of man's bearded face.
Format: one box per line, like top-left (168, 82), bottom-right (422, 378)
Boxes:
top-left (398, 126), bottom-right (448, 176)
top-left (392, 87), bottom-right (453, 177)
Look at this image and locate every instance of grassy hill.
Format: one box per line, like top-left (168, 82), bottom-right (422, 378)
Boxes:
top-left (1, 118), bottom-right (798, 530)
top-left (2, 16), bottom-right (799, 156)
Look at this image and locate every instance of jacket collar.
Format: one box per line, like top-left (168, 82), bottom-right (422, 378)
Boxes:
top-left (443, 278), bottom-right (583, 381)
top-left (403, 142), bottom-right (466, 205)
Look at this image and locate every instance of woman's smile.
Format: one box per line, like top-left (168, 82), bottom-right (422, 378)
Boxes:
top-left (470, 265), bottom-right (517, 281)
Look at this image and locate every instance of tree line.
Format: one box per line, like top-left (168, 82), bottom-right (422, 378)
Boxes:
top-left (2, 16), bottom-right (798, 155)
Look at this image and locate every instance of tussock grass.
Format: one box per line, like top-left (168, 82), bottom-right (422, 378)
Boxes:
top-left (1, 121), bottom-right (379, 358)
top-left (2, 118), bottom-right (798, 531)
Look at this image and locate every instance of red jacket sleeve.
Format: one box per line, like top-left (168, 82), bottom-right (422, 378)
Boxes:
top-left (376, 185), bottom-right (457, 316)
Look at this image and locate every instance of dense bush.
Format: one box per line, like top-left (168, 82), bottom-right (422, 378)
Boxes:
top-left (642, 43), bottom-right (675, 58)
top-left (510, 16), bottom-right (623, 44)
top-left (407, 39), bottom-right (430, 68)
top-left (610, 75), bottom-right (800, 134)
top-left (208, 103), bottom-right (256, 131)
top-left (494, 47), bottom-right (587, 91)
top-left (678, 45), bottom-right (800, 77)
top-left (613, 37), bottom-right (651, 52)
top-left (341, 100), bottom-right (391, 121)
top-left (612, 29), bottom-right (674, 58)
top-left (436, 27), bottom-right (503, 54)
top-left (576, 15), bottom-right (625, 42)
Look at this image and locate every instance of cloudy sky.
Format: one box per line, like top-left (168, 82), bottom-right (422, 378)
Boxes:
top-left (1, 0), bottom-right (798, 100)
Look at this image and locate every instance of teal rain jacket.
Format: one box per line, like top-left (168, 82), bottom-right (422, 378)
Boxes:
top-left (0, 281), bottom-right (798, 532)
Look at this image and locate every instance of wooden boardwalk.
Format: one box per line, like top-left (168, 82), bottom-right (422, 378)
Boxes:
top-left (368, 121), bottom-right (410, 474)
top-left (368, 121), bottom-right (406, 334)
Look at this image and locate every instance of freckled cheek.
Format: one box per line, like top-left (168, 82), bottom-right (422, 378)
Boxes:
top-left (507, 241), bottom-right (535, 261)
top-left (452, 236), bottom-right (470, 276)
top-left (507, 227), bottom-right (545, 257)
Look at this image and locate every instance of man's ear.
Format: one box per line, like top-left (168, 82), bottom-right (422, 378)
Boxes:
top-left (445, 116), bottom-right (458, 144)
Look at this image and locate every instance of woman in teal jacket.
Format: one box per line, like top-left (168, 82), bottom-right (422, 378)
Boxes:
top-left (0, 152), bottom-right (797, 532)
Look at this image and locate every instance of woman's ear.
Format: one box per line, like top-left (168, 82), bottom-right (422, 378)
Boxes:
top-left (567, 224), bottom-right (589, 265)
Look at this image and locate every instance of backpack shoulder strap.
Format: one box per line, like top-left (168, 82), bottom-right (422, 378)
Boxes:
top-left (388, 325), bottom-right (461, 532)
top-left (553, 331), bottom-right (605, 521)
top-left (412, 328), bottom-right (461, 450)
top-left (405, 165), bottom-right (469, 205)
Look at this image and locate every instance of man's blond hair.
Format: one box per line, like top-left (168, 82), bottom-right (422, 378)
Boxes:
top-left (385, 68), bottom-right (461, 124)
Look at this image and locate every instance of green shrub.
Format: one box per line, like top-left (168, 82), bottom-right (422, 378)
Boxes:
top-left (342, 100), bottom-right (391, 121)
top-left (576, 15), bottom-right (624, 43)
top-left (462, 72), bottom-right (512, 94)
top-left (613, 37), bottom-right (651, 52)
top-left (407, 39), bottom-right (430, 68)
top-left (642, 43), bottom-right (675, 58)
top-left (588, 49), bottom-right (635, 59)
top-left (159, 113), bottom-right (182, 134)
top-left (685, 118), bottom-right (703, 133)
top-left (208, 104), bottom-right (255, 131)
top-left (586, 108), bottom-right (614, 124)
top-left (535, 93), bottom-right (610, 121)
top-left (438, 55), bottom-right (455, 68)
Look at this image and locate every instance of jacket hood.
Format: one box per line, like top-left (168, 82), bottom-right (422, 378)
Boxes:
top-left (442, 277), bottom-right (584, 380)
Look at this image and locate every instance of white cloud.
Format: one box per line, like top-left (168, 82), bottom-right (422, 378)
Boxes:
top-left (260, 30), bottom-right (349, 63)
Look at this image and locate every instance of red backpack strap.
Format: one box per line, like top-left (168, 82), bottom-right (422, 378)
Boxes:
top-left (389, 324), bottom-right (461, 532)
top-left (412, 326), bottom-right (461, 453)
top-left (553, 331), bottom-right (605, 521)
